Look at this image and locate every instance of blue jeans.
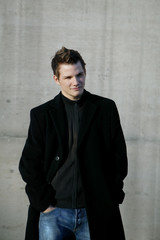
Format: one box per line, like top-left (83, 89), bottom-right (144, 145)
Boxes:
top-left (39, 208), bottom-right (91, 240)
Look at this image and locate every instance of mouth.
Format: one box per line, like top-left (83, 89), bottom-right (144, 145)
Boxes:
top-left (72, 87), bottom-right (81, 91)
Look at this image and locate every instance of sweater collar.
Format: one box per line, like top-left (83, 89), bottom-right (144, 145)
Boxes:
top-left (60, 90), bottom-right (86, 106)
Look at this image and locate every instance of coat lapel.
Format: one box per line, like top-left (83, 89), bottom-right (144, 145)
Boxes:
top-left (48, 91), bottom-right (98, 150)
top-left (49, 93), bottom-right (68, 147)
top-left (78, 97), bottom-right (98, 148)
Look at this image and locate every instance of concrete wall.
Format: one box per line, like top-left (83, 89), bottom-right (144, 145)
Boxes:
top-left (0, 0), bottom-right (160, 239)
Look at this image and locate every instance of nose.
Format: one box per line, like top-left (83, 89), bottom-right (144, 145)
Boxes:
top-left (72, 76), bottom-right (79, 85)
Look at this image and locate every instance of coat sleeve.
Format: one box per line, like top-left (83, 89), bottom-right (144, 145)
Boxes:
top-left (19, 109), bottom-right (55, 212)
top-left (111, 102), bottom-right (128, 203)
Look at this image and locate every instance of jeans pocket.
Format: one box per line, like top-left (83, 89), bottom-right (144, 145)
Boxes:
top-left (41, 207), bottom-right (57, 216)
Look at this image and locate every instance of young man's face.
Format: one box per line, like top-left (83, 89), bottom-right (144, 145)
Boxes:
top-left (54, 61), bottom-right (86, 101)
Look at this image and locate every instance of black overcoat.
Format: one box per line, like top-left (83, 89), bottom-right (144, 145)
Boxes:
top-left (19, 90), bottom-right (128, 240)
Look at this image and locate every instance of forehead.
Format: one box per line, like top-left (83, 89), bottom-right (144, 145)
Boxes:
top-left (58, 61), bottom-right (84, 76)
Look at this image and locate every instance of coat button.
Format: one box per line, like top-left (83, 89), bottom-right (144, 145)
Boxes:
top-left (54, 156), bottom-right (60, 161)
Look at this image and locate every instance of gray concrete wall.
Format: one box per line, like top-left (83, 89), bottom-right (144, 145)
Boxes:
top-left (0, 0), bottom-right (160, 239)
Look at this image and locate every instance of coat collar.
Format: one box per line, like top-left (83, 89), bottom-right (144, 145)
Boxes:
top-left (77, 93), bottom-right (98, 147)
top-left (49, 93), bottom-right (68, 148)
top-left (49, 90), bottom-right (98, 148)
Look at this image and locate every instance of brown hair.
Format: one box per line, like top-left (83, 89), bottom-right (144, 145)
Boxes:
top-left (51, 46), bottom-right (86, 78)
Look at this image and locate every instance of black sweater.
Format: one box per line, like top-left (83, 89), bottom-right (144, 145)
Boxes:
top-left (51, 93), bottom-right (86, 208)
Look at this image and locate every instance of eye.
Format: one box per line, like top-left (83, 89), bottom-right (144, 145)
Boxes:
top-left (77, 72), bottom-right (83, 77)
top-left (64, 76), bottom-right (72, 79)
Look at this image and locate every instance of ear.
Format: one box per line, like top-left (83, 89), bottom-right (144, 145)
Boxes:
top-left (53, 75), bottom-right (60, 85)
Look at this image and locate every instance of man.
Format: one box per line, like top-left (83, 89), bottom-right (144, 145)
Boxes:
top-left (19, 47), bottom-right (128, 240)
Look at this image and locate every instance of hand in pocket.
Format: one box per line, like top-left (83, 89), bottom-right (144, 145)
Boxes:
top-left (43, 205), bottom-right (56, 213)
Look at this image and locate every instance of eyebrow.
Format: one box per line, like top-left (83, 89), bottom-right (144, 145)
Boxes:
top-left (64, 71), bottom-right (84, 79)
